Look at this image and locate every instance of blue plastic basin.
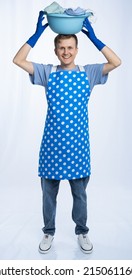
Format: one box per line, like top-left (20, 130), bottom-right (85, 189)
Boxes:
top-left (47, 13), bottom-right (88, 34)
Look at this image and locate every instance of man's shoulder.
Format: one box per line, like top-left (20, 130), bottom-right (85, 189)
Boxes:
top-left (32, 62), bottom-right (53, 71)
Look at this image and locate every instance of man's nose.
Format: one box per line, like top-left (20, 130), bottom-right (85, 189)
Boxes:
top-left (64, 48), bottom-right (68, 54)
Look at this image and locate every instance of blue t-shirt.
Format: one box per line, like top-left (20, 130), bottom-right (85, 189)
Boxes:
top-left (29, 63), bottom-right (108, 92)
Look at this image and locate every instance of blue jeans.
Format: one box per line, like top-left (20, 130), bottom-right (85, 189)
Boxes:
top-left (41, 177), bottom-right (90, 235)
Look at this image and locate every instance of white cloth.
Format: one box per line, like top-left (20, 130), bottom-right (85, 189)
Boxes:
top-left (43, 1), bottom-right (65, 14)
top-left (64, 8), bottom-right (96, 23)
top-left (65, 7), bottom-right (89, 16)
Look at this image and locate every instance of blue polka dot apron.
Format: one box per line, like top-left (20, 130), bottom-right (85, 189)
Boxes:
top-left (38, 66), bottom-right (91, 180)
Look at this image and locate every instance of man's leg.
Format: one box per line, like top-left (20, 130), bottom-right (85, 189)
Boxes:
top-left (69, 176), bottom-right (93, 253)
top-left (69, 176), bottom-right (90, 235)
top-left (39, 178), bottom-right (60, 253)
top-left (41, 178), bottom-right (60, 235)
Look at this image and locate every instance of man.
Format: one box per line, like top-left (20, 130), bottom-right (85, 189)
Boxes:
top-left (13, 11), bottom-right (121, 254)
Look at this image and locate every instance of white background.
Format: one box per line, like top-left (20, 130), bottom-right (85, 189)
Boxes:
top-left (0, 0), bottom-right (132, 260)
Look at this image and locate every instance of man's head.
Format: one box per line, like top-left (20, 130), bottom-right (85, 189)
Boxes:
top-left (54, 34), bottom-right (78, 49)
top-left (54, 34), bottom-right (78, 69)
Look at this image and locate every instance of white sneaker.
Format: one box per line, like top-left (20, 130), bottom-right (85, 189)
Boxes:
top-left (39, 234), bottom-right (54, 254)
top-left (78, 234), bottom-right (93, 254)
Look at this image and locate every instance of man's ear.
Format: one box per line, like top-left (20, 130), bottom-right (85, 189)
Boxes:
top-left (54, 48), bottom-right (57, 55)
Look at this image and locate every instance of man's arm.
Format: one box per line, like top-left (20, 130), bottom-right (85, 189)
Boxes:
top-left (13, 11), bottom-right (48, 74)
top-left (82, 18), bottom-right (121, 75)
top-left (13, 43), bottom-right (34, 74)
top-left (101, 46), bottom-right (121, 75)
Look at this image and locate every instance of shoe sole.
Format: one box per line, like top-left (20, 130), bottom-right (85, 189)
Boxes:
top-left (38, 245), bottom-right (52, 254)
top-left (79, 244), bottom-right (93, 254)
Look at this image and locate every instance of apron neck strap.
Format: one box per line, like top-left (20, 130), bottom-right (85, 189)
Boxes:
top-left (78, 65), bottom-right (85, 72)
top-left (51, 66), bottom-right (57, 73)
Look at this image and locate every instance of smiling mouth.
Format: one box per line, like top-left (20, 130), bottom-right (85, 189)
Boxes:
top-left (62, 55), bottom-right (71, 59)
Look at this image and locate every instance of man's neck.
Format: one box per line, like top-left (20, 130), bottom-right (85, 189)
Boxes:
top-left (60, 63), bottom-right (76, 70)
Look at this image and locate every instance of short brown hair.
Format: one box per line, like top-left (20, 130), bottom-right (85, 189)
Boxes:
top-left (54, 34), bottom-right (78, 48)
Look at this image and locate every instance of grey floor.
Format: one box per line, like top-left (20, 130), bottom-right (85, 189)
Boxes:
top-left (0, 179), bottom-right (132, 260)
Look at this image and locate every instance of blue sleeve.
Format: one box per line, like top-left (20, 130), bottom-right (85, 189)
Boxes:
top-left (29, 63), bottom-right (53, 87)
top-left (84, 63), bottom-right (108, 92)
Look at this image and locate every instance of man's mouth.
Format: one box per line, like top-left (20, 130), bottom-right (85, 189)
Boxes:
top-left (62, 55), bottom-right (71, 59)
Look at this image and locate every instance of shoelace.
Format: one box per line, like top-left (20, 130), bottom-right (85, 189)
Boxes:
top-left (82, 235), bottom-right (89, 244)
top-left (43, 234), bottom-right (50, 243)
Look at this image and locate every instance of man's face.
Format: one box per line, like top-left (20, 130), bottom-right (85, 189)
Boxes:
top-left (55, 37), bottom-right (78, 69)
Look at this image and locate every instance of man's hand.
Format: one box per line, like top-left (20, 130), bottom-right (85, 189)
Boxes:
top-left (82, 18), bottom-right (105, 51)
top-left (35, 11), bottom-right (49, 37)
top-left (26, 11), bottom-right (49, 48)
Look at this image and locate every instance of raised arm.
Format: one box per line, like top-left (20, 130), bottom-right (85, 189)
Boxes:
top-left (13, 43), bottom-right (33, 74)
top-left (13, 11), bottom-right (48, 74)
top-left (82, 18), bottom-right (121, 75)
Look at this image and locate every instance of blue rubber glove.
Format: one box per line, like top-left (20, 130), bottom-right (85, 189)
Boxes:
top-left (82, 18), bottom-right (105, 51)
top-left (26, 11), bottom-right (49, 48)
